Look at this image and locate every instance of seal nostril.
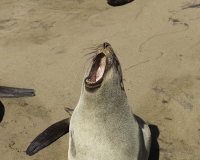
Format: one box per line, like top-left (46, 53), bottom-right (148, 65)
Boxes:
top-left (103, 42), bottom-right (110, 48)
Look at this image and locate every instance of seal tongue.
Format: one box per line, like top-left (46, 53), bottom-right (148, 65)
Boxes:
top-left (96, 56), bottom-right (106, 81)
top-left (88, 53), bottom-right (106, 83)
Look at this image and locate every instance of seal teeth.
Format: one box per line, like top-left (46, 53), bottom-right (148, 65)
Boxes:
top-left (86, 79), bottom-right (96, 84)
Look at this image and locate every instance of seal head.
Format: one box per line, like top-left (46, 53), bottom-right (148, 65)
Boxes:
top-left (84, 42), bottom-right (124, 90)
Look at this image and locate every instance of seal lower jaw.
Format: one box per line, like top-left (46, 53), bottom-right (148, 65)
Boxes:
top-left (85, 53), bottom-right (107, 89)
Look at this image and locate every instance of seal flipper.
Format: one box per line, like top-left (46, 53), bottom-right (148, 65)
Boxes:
top-left (134, 114), bottom-right (151, 159)
top-left (0, 86), bottom-right (35, 97)
top-left (64, 107), bottom-right (74, 116)
top-left (26, 118), bottom-right (70, 156)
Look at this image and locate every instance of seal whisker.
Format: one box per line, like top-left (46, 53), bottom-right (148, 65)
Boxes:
top-left (83, 55), bottom-right (95, 69)
top-left (65, 51), bottom-right (88, 107)
top-left (70, 53), bottom-right (95, 95)
top-left (82, 51), bottom-right (96, 57)
top-left (81, 43), bottom-right (99, 51)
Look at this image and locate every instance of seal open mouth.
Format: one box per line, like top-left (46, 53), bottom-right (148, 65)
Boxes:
top-left (85, 53), bottom-right (107, 88)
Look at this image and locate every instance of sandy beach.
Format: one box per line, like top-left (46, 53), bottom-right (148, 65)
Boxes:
top-left (0, 0), bottom-right (200, 159)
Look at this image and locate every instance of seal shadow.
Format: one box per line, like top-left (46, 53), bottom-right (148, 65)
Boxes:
top-left (148, 125), bottom-right (160, 160)
top-left (0, 101), bottom-right (5, 122)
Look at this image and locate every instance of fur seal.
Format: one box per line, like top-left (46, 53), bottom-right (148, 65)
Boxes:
top-left (26, 42), bottom-right (151, 160)
top-left (107, 0), bottom-right (134, 6)
top-left (0, 86), bottom-right (35, 97)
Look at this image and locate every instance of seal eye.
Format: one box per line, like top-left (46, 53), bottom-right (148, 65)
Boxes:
top-left (85, 53), bottom-right (106, 88)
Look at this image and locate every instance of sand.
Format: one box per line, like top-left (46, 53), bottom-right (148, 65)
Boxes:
top-left (0, 0), bottom-right (200, 159)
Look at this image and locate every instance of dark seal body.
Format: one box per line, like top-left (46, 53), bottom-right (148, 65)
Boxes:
top-left (0, 86), bottom-right (35, 97)
top-left (107, 0), bottom-right (134, 6)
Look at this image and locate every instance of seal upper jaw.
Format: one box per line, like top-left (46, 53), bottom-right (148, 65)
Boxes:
top-left (85, 52), bottom-right (107, 89)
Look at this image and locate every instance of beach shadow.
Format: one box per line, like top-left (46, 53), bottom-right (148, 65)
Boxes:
top-left (0, 101), bottom-right (5, 122)
top-left (148, 125), bottom-right (160, 160)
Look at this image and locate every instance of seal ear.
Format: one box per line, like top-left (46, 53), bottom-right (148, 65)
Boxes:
top-left (26, 118), bottom-right (70, 156)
